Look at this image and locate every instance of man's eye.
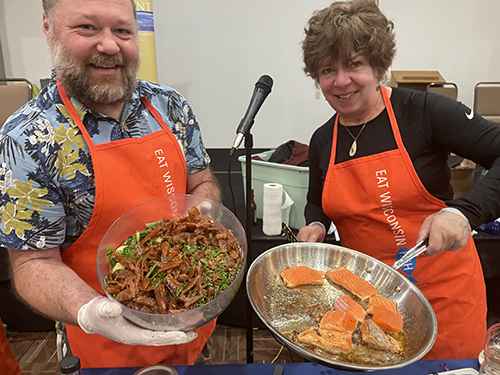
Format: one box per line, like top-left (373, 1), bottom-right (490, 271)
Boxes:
top-left (78, 24), bottom-right (94, 30)
top-left (351, 61), bottom-right (362, 68)
top-left (115, 28), bottom-right (130, 35)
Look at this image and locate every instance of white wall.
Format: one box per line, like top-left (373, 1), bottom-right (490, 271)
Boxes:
top-left (1, 0), bottom-right (499, 149)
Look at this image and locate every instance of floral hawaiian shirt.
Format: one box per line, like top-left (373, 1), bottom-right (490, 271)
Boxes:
top-left (0, 75), bottom-right (210, 251)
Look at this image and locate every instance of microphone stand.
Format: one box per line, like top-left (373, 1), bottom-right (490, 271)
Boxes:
top-left (243, 130), bottom-right (254, 364)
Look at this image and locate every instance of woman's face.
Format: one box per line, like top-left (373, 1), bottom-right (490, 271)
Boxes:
top-left (318, 54), bottom-right (380, 124)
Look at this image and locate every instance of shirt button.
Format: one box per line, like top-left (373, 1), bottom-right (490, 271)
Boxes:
top-left (88, 177), bottom-right (95, 184)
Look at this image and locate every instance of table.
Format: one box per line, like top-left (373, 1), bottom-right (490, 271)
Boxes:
top-left (83, 358), bottom-right (479, 375)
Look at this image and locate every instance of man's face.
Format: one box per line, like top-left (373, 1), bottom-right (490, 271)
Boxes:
top-left (43, 0), bottom-right (140, 106)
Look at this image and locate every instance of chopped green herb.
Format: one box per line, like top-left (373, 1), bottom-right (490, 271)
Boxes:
top-left (145, 262), bottom-right (158, 278)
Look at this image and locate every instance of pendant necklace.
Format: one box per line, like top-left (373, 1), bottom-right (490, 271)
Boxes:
top-left (342, 90), bottom-right (381, 157)
top-left (343, 121), bottom-right (368, 157)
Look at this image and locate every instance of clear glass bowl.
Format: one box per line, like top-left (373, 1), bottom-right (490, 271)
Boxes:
top-left (96, 194), bottom-right (247, 331)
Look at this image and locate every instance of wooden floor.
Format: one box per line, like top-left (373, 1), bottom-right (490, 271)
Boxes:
top-left (7, 323), bottom-right (305, 374)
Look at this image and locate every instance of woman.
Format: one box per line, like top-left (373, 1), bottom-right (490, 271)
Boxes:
top-left (297, 0), bottom-right (500, 359)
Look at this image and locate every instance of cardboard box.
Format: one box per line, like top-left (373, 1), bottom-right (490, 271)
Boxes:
top-left (390, 70), bottom-right (446, 91)
top-left (450, 159), bottom-right (476, 199)
top-left (238, 151), bottom-right (309, 230)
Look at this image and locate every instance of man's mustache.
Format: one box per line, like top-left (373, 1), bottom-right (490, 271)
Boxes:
top-left (85, 53), bottom-right (125, 68)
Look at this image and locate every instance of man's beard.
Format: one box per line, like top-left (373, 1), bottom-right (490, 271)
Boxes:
top-left (49, 36), bottom-right (140, 106)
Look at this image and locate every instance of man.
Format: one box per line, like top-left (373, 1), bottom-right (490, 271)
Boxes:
top-left (0, 0), bottom-right (220, 368)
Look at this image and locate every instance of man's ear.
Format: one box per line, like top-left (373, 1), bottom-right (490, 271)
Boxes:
top-left (42, 13), bottom-right (50, 40)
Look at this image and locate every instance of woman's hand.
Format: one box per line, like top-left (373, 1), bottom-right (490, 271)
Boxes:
top-left (297, 222), bottom-right (326, 242)
top-left (417, 208), bottom-right (471, 256)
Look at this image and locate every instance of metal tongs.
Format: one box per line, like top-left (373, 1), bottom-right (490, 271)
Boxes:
top-left (391, 238), bottom-right (429, 270)
top-left (282, 222), bottom-right (298, 243)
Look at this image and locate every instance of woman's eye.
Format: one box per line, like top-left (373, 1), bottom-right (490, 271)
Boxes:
top-left (351, 61), bottom-right (362, 68)
top-left (320, 68), bottom-right (333, 76)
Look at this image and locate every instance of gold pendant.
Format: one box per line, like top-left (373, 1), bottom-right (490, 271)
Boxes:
top-left (349, 140), bottom-right (357, 157)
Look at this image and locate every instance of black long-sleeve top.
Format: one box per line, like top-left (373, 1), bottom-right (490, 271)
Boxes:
top-left (306, 87), bottom-right (500, 231)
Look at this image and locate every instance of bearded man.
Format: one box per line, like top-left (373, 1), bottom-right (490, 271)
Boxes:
top-left (0, 0), bottom-right (220, 368)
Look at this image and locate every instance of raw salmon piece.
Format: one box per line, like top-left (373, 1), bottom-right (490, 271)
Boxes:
top-left (298, 327), bottom-right (352, 354)
top-left (333, 295), bottom-right (366, 322)
top-left (371, 305), bottom-right (403, 333)
top-left (280, 266), bottom-right (324, 288)
top-left (320, 310), bottom-right (358, 334)
top-left (367, 295), bottom-right (398, 314)
top-left (325, 267), bottom-right (378, 301)
top-left (361, 319), bottom-right (403, 353)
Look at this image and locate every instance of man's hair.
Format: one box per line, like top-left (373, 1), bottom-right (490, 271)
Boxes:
top-left (302, 0), bottom-right (396, 83)
top-left (42, 0), bottom-right (137, 20)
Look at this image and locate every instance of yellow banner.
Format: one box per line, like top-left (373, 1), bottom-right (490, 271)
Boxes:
top-left (134, 0), bottom-right (158, 83)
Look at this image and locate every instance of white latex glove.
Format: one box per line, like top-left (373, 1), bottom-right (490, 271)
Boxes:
top-left (196, 201), bottom-right (213, 215)
top-left (417, 207), bottom-right (472, 256)
top-left (77, 296), bottom-right (198, 346)
top-left (297, 221), bottom-right (326, 243)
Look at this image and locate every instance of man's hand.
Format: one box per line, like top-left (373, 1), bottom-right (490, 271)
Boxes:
top-left (77, 296), bottom-right (198, 346)
top-left (297, 222), bottom-right (326, 242)
top-left (417, 208), bottom-right (471, 256)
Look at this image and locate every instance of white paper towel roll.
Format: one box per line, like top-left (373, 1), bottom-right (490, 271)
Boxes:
top-left (262, 183), bottom-right (294, 235)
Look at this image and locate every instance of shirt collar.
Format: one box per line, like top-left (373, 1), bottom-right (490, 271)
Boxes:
top-left (50, 70), bottom-right (146, 124)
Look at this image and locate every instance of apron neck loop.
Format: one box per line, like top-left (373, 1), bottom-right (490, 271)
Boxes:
top-left (56, 78), bottom-right (96, 150)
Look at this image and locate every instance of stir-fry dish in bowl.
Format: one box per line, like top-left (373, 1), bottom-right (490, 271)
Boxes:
top-left (97, 194), bottom-right (247, 331)
top-left (105, 206), bottom-right (243, 314)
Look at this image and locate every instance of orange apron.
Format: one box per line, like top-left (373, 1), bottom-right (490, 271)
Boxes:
top-left (56, 80), bottom-right (216, 368)
top-left (0, 317), bottom-right (22, 375)
top-left (322, 86), bottom-right (486, 359)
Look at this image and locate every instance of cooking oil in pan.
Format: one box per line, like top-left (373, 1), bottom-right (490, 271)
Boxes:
top-left (265, 274), bottom-right (412, 366)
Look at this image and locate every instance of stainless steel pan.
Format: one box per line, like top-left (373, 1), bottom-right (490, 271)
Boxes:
top-left (246, 242), bottom-right (437, 372)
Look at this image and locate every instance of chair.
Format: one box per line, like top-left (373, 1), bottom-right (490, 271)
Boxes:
top-left (426, 82), bottom-right (458, 101)
top-left (0, 78), bottom-right (33, 128)
top-left (474, 82), bottom-right (500, 125)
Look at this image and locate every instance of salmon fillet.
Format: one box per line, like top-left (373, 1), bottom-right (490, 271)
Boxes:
top-left (371, 305), bottom-right (403, 333)
top-left (367, 295), bottom-right (398, 314)
top-left (280, 266), bottom-right (325, 288)
top-left (361, 319), bottom-right (403, 353)
top-left (333, 295), bottom-right (366, 323)
top-left (320, 310), bottom-right (358, 334)
top-left (325, 267), bottom-right (377, 300)
top-left (298, 327), bottom-right (352, 354)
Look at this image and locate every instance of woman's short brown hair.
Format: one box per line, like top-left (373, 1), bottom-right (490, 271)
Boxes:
top-left (302, 0), bottom-right (396, 83)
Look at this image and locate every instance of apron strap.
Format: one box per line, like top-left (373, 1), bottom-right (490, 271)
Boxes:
top-left (56, 78), bottom-right (96, 152)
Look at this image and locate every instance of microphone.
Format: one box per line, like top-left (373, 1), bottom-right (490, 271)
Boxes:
top-left (229, 75), bottom-right (273, 156)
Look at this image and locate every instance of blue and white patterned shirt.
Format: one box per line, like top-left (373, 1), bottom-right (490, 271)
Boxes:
top-left (0, 75), bottom-right (210, 251)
